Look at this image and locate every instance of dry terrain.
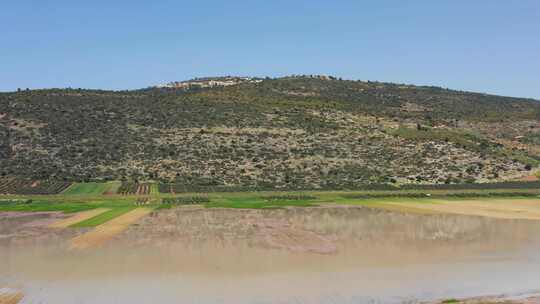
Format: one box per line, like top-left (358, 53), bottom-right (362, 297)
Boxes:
top-left (2, 199), bottom-right (540, 303)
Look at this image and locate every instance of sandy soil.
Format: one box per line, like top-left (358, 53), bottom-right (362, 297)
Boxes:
top-left (386, 199), bottom-right (540, 220)
top-left (0, 211), bottom-right (64, 221)
top-left (0, 288), bottom-right (23, 304)
top-left (116, 205), bottom-right (540, 259)
top-left (48, 208), bottom-right (110, 228)
top-left (430, 294), bottom-right (540, 304)
top-left (256, 217), bottom-right (337, 254)
top-left (69, 208), bottom-right (152, 250)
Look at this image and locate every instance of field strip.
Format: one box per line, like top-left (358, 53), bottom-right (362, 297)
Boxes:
top-left (364, 202), bottom-right (442, 215)
top-left (69, 208), bottom-right (152, 250)
top-left (62, 182), bottom-right (110, 195)
top-left (455, 200), bottom-right (540, 214)
top-left (103, 181), bottom-right (121, 195)
top-left (0, 288), bottom-right (23, 304)
top-left (60, 183), bottom-right (77, 194)
top-left (70, 207), bottom-right (134, 228)
top-left (49, 208), bottom-right (110, 228)
top-left (387, 199), bottom-right (540, 220)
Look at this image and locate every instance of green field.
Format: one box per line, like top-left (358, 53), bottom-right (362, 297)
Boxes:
top-left (1, 185), bottom-right (540, 216)
top-left (63, 182), bottom-right (114, 195)
top-left (70, 206), bottom-right (137, 227)
top-left (205, 196), bottom-right (318, 209)
top-left (1, 187), bottom-right (540, 228)
top-left (149, 184), bottom-right (160, 195)
top-left (0, 200), bottom-right (98, 213)
top-left (0, 196), bottom-right (135, 213)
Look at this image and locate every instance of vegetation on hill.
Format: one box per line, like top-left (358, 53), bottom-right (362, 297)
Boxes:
top-left (0, 76), bottom-right (539, 190)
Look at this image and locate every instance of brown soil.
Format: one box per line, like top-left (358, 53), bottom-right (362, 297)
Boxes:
top-left (116, 205), bottom-right (540, 258)
top-left (2, 206), bottom-right (540, 303)
top-left (69, 208), bottom-right (152, 250)
top-left (0, 212), bottom-right (81, 248)
top-left (0, 289), bottom-right (23, 304)
top-left (386, 199), bottom-right (540, 220)
top-left (246, 216), bottom-right (337, 254)
top-left (519, 175), bottom-right (539, 181)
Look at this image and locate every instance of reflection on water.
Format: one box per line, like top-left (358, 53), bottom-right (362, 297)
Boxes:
top-left (1, 206), bottom-right (540, 303)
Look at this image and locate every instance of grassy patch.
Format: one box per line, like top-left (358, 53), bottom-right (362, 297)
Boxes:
top-left (341, 191), bottom-right (540, 200)
top-left (70, 206), bottom-right (136, 227)
top-left (0, 196), bottom-right (136, 214)
top-left (0, 199), bottom-right (32, 205)
top-left (103, 181), bottom-right (122, 194)
top-left (0, 200), bottom-right (98, 213)
top-left (205, 197), bottom-right (318, 209)
top-left (63, 182), bottom-right (111, 195)
top-left (264, 194), bottom-right (317, 201)
top-left (150, 183), bottom-right (160, 195)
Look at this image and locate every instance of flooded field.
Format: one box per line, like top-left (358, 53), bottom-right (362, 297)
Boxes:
top-left (2, 203), bottom-right (540, 303)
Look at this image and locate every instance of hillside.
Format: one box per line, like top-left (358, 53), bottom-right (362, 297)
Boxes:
top-left (1, 76), bottom-right (539, 191)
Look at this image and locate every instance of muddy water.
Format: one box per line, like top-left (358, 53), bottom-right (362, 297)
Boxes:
top-left (1, 206), bottom-right (540, 303)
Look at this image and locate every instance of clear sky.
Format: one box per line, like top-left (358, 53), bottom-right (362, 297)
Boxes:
top-left (1, 0), bottom-right (539, 99)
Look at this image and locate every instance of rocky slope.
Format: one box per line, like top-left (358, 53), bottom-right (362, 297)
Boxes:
top-left (0, 76), bottom-right (539, 190)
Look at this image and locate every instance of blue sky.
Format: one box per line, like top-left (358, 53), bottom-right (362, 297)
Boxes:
top-left (1, 0), bottom-right (539, 99)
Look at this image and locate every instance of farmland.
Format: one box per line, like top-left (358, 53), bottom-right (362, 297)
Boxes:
top-left (49, 208), bottom-right (111, 228)
top-left (1, 180), bottom-right (540, 220)
top-left (1, 179), bottom-right (539, 241)
top-left (2, 1), bottom-right (539, 301)
top-left (0, 178), bottom-right (71, 195)
top-left (70, 206), bottom-right (136, 228)
top-left (62, 182), bottom-right (119, 195)
top-left (118, 182), bottom-right (153, 195)
top-left (2, 190), bottom-right (540, 303)
top-left (1, 179), bottom-right (540, 304)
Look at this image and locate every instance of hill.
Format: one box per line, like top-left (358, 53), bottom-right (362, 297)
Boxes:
top-left (1, 75), bottom-right (539, 191)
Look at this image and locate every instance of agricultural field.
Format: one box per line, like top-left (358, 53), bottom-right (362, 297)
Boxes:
top-left (62, 182), bottom-right (119, 195)
top-left (117, 182), bottom-right (154, 195)
top-left (1, 181), bottom-right (540, 304)
top-left (2, 3), bottom-right (540, 302)
top-left (70, 206), bottom-right (136, 228)
top-left (0, 178), bottom-right (71, 195)
top-left (69, 208), bottom-right (153, 250)
top-left (48, 208), bottom-right (111, 228)
top-left (1, 185), bottom-right (540, 304)
top-left (149, 183), bottom-right (160, 195)
top-left (2, 191), bottom-right (540, 303)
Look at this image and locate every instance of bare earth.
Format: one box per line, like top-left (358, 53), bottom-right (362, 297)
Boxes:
top-left (2, 203), bottom-right (540, 303)
top-left (429, 294), bottom-right (540, 304)
top-left (386, 199), bottom-right (540, 220)
top-left (69, 208), bottom-right (152, 250)
top-left (0, 288), bottom-right (23, 304)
